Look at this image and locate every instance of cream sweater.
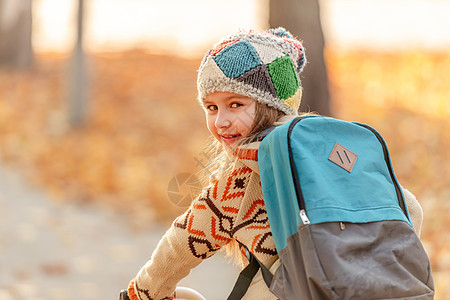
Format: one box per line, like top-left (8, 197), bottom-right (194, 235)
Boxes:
top-left (128, 142), bottom-right (423, 300)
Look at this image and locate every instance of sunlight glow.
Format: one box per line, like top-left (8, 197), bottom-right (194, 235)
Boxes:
top-left (320, 0), bottom-right (450, 52)
top-left (87, 0), bottom-right (268, 56)
top-left (33, 0), bottom-right (268, 57)
top-left (32, 0), bottom-right (450, 56)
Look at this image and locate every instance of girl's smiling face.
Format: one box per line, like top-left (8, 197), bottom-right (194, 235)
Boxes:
top-left (203, 92), bottom-right (256, 146)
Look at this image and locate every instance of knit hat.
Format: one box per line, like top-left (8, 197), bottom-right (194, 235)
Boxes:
top-left (197, 27), bottom-right (306, 115)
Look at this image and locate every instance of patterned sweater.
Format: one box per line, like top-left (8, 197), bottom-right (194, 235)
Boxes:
top-left (127, 142), bottom-right (424, 300)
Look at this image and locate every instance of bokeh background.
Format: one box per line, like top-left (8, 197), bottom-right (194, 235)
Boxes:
top-left (1, 0), bottom-right (449, 299)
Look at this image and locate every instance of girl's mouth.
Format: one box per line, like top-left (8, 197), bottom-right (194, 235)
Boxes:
top-left (220, 134), bottom-right (242, 144)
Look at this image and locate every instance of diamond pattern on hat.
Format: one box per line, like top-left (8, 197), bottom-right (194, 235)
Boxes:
top-left (210, 40), bottom-right (238, 56)
top-left (199, 56), bottom-right (227, 80)
top-left (251, 42), bottom-right (285, 64)
top-left (267, 56), bottom-right (299, 100)
top-left (236, 64), bottom-right (277, 98)
top-left (199, 49), bottom-right (212, 69)
top-left (213, 41), bottom-right (262, 79)
top-left (283, 88), bottom-right (301, 112)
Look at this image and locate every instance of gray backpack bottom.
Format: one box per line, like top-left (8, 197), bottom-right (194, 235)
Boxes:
top-left (270, 220), bottom-right (434, 300)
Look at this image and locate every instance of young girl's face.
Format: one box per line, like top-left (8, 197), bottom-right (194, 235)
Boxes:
top-left (203, 92), bottom-right (256, 146)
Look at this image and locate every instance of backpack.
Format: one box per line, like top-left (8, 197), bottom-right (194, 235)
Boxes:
top-left (228, 116), bottom-right (434, 300)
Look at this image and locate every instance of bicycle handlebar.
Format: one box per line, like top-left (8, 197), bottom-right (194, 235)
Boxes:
top-left (119, 287), bottom-right (207, 300)
top-left (174, 287), bottom-right (207, 300)
top-left (119, 290), bottom-right (128, 300)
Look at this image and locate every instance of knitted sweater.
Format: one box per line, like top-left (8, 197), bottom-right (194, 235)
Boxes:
top-left (128, 142), bottom-right (424, 300)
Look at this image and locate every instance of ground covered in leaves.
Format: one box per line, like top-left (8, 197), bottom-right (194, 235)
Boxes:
top-left (0, 49), bottom-right (449, 299)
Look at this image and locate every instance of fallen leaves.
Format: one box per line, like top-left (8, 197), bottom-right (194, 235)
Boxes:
top-left (0, 50), bottom-right (208, 221)
top-left (40, 262), bottom-right (69, 276)
top-left (0, 49), bottom-right (449, 298)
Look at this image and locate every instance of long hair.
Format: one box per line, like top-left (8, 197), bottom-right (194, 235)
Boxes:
top-left (196, 101), bottom-right (285, 266)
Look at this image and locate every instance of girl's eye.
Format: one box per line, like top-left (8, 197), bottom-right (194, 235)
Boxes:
top-left (207, 105), bottom-right (218, 111)
top-left (230, 103), bottom-right (243, 108)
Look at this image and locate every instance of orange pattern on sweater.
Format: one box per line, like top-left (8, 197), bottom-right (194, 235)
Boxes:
top-left (131, 142), bottom-right (278, 300)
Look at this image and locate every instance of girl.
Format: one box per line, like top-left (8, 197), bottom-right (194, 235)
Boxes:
top-left (124, 28), bottom-right (423, 300)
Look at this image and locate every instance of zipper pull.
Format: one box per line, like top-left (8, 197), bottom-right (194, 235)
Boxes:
top-left (299, 209), bottom-right (310, 225)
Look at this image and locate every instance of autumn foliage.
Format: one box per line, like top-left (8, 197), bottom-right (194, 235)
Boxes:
top-left (0, 50), bottom-right (449, 298)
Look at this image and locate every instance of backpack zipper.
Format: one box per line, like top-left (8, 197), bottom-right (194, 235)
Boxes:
top-left (355, 123), bottom-right (408, 217)
top-left (299, 209), bottom-right (310, 225)
top-left (287, 117), bottom-right (310, 224)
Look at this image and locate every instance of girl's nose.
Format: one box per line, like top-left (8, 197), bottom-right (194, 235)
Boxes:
top-left (215, 110), bottom-right (232, 128)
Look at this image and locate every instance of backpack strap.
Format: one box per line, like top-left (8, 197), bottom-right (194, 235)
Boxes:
top-left (227, 242), bottom-right (274, 300)
top-left (250, 126), bottom-right (276, 142)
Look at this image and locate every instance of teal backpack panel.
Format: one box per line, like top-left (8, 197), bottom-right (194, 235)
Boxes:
top-left (259, 116), bottom-right (412, 252)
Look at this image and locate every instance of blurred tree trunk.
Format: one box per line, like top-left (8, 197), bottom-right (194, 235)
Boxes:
top-left (0, 0), bottom-right (33, 69)
top-left (68, 0), bottom-right (88, 128)
top-left (269, 0), bottom-right (331, 116)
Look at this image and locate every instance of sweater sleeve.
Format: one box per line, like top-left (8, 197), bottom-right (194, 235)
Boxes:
top-left (402, 187), bottom-right (423, 237)
top-left (128, 179), bottom-right (240, 300)
top-left (128, 222), bottom-right (206, 300)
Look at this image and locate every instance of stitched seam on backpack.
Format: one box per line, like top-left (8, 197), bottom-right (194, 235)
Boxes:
top-left (305, 205), bottom-right (403, 213)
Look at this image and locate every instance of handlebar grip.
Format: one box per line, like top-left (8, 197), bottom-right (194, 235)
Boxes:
top-left (175, 287), bottom-right (207, 300)
top-left (119, 290), bottom-right (130, 300)
top-left (120, 286), bottom-right (207, 300)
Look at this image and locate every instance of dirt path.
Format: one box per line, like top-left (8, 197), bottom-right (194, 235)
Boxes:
top-left (0, 165), bottom-right (240, 300)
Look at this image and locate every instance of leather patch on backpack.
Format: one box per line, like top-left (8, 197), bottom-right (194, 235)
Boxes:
top-left (328, 143), bottom-right (358, 172)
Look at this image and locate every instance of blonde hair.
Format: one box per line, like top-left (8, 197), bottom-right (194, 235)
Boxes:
top-left (196, 101), bottom-right (285, 266)
top-left (248, 101), bottom-right (286, 138)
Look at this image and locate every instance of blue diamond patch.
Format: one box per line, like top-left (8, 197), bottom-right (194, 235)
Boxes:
top-left (213, 41), bottom-right (262, 79)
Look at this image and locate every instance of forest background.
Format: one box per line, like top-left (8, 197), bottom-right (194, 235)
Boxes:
top-left (0, 0), bottom-right (449, 299)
